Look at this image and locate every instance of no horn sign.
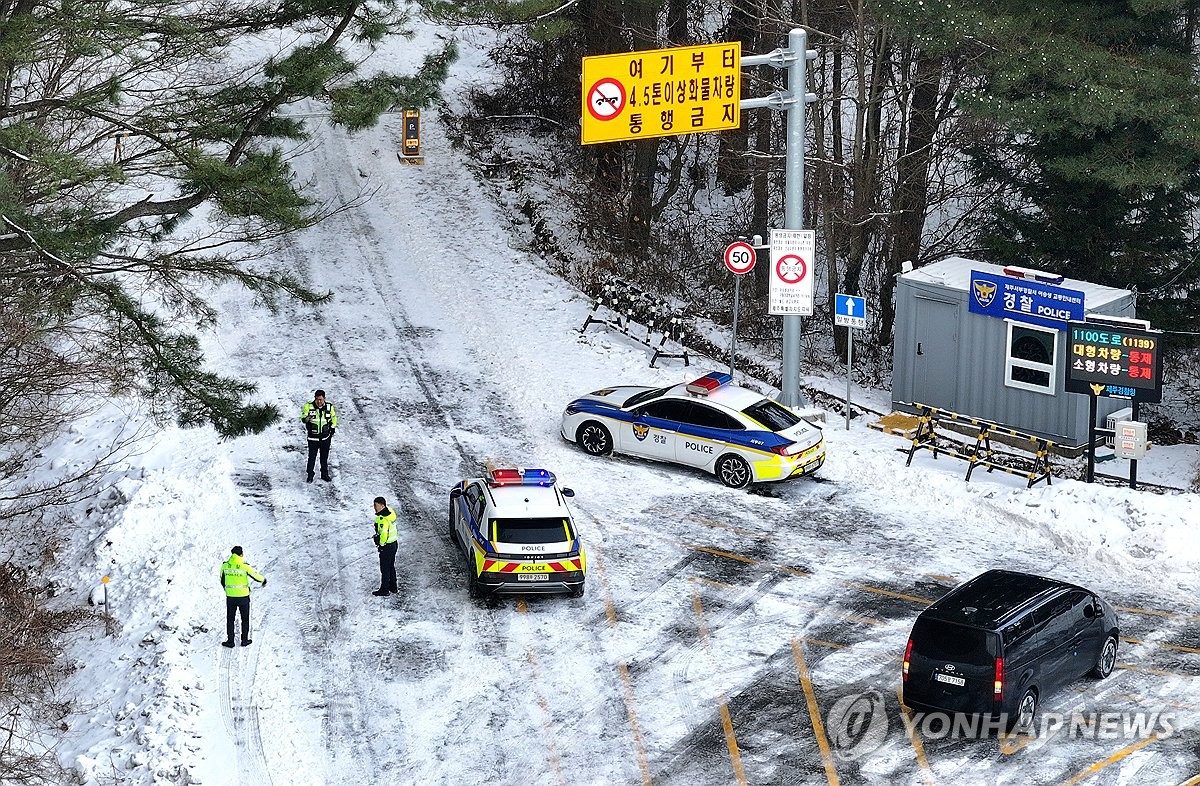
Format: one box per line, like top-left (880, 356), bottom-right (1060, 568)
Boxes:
top-left (768, 229), bottom-right (815, 316)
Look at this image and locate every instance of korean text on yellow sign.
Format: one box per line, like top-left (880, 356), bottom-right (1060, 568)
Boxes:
top-left (581, 42), bottom-right (741, 145)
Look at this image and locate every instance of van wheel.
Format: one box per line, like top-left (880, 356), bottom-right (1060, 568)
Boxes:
top-left (1092, 635), bottom-right (1118, 678)
top-left (577, 421), bottom-right (613, 456)
top-left (716, 454), bottom-right (752, 489)
top-left (1012, 689), bottom-right (1038, 732)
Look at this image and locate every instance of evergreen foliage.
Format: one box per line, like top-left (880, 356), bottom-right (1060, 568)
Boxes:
top-left (0, 0), bottom-right (456, 438)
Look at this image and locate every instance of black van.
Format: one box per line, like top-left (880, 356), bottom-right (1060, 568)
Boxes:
top-left (902, 570), bottom-right (1120, 730)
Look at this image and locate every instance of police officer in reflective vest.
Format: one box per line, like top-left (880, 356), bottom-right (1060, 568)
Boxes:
top-left (301, 389), bottom-right (337, 483)
top-left (372, 497), bottom-right (398, 596)
top-left (219, 546), bottom-right (266, 647)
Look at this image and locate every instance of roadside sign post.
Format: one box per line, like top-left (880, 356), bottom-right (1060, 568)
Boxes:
top-left (723, 239), bottom-right (757, 377)
top-left (742, 29), bottom-right (817, 407)
top-left (834, 293), bottom-right (867, 430)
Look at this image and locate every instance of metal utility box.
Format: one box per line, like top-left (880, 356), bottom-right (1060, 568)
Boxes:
top-left (1112, 421), bottom-right (1149, 460)
top-left (892, 257), bottom-right (1136, 448)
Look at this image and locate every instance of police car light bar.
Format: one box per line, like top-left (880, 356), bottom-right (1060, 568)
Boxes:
top-left (1002, 266), bottom-right (1064, 285)
top-left (489, 468), bottom-right (556, 487)
top-left (686, 371), bottom-right (732, 396)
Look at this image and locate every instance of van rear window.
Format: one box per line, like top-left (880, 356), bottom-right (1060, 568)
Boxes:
top-left (911, 618), bottom-right (999, 667)
top-left (491, 518), bottom-right (572, 544)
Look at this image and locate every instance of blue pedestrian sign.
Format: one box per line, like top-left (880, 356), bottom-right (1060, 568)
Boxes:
top-left (834, 293), bottom-right (867, 329)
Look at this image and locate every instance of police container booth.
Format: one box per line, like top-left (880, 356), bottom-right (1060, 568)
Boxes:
top-left (891, 257), bottom-right (1136, 449)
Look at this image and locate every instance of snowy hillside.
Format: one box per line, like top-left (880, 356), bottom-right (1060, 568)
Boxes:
top-left (31, 27), bottom-right (1200, 786)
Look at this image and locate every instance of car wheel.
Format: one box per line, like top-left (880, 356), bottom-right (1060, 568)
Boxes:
top-left (716, 454), bottom-right (753, 489)
top-left (466, 556), bottom-right (483, 599)
top-left (1011, 688), bottom-right (1038, 733)
top-left (1092, 634), bottom-right (1118, 678)
top-left (577, 421), bottom-right (613, 456)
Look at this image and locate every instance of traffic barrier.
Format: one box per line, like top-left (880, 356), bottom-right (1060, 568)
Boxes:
top-left (580, 277), bottom-right (690, 367)
top-left (902, 403), bottom-right (1055, 488)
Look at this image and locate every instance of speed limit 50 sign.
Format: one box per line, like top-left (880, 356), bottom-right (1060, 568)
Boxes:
top-left (723, 241), bottom-right (756, 275)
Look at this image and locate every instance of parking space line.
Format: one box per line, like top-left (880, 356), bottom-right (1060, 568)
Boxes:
top-left (690, 576), bottom-right (738, 591)
top-left (842, 581), bottom-right (932, 605)
top-left (588, 537), bottom-right (652, 785)
top-left (685, 542), bottom-right (809, 576)
top-left (1177, 775), bottom-right (1200, 786)
top-left (689, 576), bottom-right (884, 626)
top-left (895, 685), bottom-right (936, 785)
top-left (1122, 636), bottom-right (1200, 656)
top-left (685, 514), bottom-right (772, 541)
top-left (1056, 733), bottom-right (1161, 786)
top-left (791, 639), bottom-right (840, 786)
top-left (516, 598), bottom-right (566, 785)
top-left (1117, 663), bottom-right (1198, 679)
top-left (691, 587), bottom-right (748, 785)
top-left (1117, 605), bottom-right (1200, 624)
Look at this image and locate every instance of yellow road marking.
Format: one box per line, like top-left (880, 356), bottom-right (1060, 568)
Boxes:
top-left (690, 576), bottom-right (738, 591)
top-left (843, 581), bottom-right (933, 605)
top-left (691, 576), bottom-right (883, 626)
top-left (895, 685), bottom-right (936, 784)
top-left (686, 514), bottom-right (772, 540)
top-left (1056, 733), bottom-right (1161, 786)
top-left (799, 636), bottom-right (849, 651)
top-left (588, 535), bottom-right (651, 784)
top-left (685, 542), bottom-right (809, 576)
top-left (691, 587), bottom-right (747, 785)
top-left (1177, 775), bottom-right (1200, 786)
top-left (1121, 636), bottom-right (1200, 656)
top-left (616, 662), bottom-right (653, 786)
top-left (791, 639), bottom-right (840, 786)
top-left (1117, 605), bottom-right (1200, 624)
top-left (1116, 663), bottom-right (1196, 679)
top-left (925, 573), bottom-right (958, 583)
top-left (516, 597), bottom-right (565, 786)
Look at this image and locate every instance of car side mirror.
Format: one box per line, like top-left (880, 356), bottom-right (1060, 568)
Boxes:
top-left (561, 487), bottom-right (575, 498)
top-left (1083, 604), bottom-right (1096, 619)
top-left (450, 488), bottom-right (463, 500)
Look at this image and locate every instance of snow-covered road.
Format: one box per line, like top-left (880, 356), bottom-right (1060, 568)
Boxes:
top-left (59, 43), bottom-right (1200, 786)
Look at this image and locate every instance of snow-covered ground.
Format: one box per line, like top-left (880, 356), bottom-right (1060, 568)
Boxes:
top-left (31, 26), bottom-right (1200, 786)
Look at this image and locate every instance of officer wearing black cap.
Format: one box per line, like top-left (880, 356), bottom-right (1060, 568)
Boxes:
top-left (300, 389), bottom-right (337, 483)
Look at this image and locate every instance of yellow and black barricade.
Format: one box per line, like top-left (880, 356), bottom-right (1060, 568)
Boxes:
top-left (903, 403), bottom-right (1055, 488)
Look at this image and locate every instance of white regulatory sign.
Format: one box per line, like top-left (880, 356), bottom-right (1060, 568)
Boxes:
top-left (768, 229), bottom-right (815, 316)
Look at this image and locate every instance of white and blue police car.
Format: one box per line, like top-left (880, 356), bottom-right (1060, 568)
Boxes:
top-left (560, 372), bottom-right (825, 488)
top-left (449, 468), bottom-right (586, 598)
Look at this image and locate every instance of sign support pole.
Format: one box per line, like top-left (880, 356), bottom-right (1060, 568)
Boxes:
top-left (730, 275), bottom-right (741, 379)
top-left (1086, 394), bottom-right (1097, 484)
top-left (845, 327), bottom-right (853, 430)
top-left (1130, 400), bottom-right (1139, 490)
top-left (743, 29), bottom-right (817, 408)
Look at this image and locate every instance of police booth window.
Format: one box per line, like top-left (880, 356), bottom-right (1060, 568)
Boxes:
top-left (1005, 321), bottom-right (1058, 394)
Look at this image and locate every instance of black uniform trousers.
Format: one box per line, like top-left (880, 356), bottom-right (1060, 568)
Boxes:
top-left (378, 540), bottom-right (398, 593)
top-left (306, 437), bottom-right (331, 477)
top-left (226, 596), bottom-right (251, 643)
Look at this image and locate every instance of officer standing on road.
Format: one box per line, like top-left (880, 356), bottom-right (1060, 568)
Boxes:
top-left (301, 389), bottom-right (337, 483)
top-left (219, 546), bottom-right (266, 647)
top-left (372, 497), bottom-right (398, 597)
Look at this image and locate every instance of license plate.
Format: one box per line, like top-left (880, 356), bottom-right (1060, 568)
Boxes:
top-left (935, 673), bottom-right (966, 687)
top-left (517, 574), bottom-right (550, 582)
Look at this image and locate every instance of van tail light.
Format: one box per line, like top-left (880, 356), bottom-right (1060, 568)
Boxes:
top-left (994, 657), bottom-right (1004, 696)
top-left (903, 639), bottom-right (913, 682)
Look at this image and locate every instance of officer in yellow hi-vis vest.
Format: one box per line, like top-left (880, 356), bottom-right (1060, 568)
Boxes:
top-left (372, 497), bottom-right (398, 596)
top-left (301, 389), bottom-right (338, 483)
top-left (219, 546), bottom-right (266, 647)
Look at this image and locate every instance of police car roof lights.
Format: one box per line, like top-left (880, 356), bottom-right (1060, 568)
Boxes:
top-left (686, 371), bottom-right (732, 396)
top-left (488, 468), bottom-right (557, 487)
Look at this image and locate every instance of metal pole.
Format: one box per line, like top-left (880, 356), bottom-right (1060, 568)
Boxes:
top-left (780, 27), bottom-right (809, 408)
top-left (730, 275), bottom-right (741, 379)
top-left (1086, 395), bottom-right (1097, 483)
top-left (845, 328), bottom-right (853, 430)
top-left (1130, 400), bottom-right (1139, 490)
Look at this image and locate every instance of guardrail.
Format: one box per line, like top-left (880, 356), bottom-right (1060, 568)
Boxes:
top-left (579, 278), bottom-right (690, 367)
top-left (902, 402), bottom-right (1055, 488)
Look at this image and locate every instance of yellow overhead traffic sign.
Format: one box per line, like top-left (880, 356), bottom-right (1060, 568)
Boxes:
top-left (581, 42), bottom-right (741, 145)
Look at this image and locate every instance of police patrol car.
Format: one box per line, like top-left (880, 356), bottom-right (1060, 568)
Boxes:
top-left (448, 468), bottom-right (586, 598)
top-left (561, 371), bottom-right (825, 488)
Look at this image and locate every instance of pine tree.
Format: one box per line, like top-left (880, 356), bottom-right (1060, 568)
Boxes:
top-left (0, 1), bottom-right (457, 437)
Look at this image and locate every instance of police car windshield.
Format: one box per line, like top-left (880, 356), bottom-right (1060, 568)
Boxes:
top-left (623, 386), bottom-right (672, 408)
top-left (491, 518), bottom-right (573, 544)
top-left (742, 399), bottom-right (801, 431)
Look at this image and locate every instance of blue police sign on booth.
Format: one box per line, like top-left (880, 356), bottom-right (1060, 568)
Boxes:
top-left (834, 293), bottom-right (866, 329)
top-left (967, 270), bottom-right (1084, 330)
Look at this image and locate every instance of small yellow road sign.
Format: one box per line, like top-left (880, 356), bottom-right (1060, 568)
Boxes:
top-left (581, 42), bottom-right (741, 145)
